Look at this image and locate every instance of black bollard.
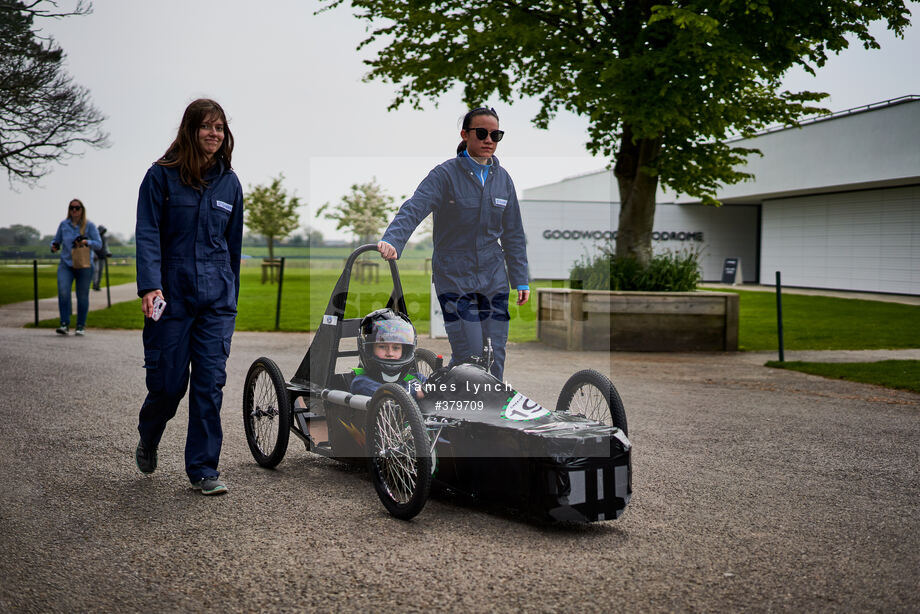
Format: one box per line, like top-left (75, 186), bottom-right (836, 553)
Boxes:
top-left (104, 257), bottom-right (111, 308)
top-left (33, 259), bottom-right (39, 326)
top-left (275, 257), bottom-right (286, 331)
top-left (775, 271), bottom-right (784, 362)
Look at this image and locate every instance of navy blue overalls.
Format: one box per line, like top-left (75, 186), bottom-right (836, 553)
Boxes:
top-left (381, 155), bottom-right (529, 379)
top-left (135, 161), bottom-right (244, 482)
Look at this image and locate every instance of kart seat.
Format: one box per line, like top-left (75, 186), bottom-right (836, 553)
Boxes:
top-left (334, 318), bottom-right (362, 393)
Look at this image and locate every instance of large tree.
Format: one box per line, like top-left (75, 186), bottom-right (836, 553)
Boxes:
top-left (244, 174), bottom-right (303, 260)
top-left (317, 178), bottom-right (398, 245)
top-left (0, 0), bottom-right (108, 185)
top-left (320, 0), bottom-right (910, 265)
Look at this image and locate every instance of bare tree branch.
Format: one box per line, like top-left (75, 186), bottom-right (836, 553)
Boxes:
top-left (0, 0), bottom-right (108, 185)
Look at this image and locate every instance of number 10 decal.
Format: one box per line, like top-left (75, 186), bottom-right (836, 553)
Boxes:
top-left (501, 393), bottom-right (550, 421)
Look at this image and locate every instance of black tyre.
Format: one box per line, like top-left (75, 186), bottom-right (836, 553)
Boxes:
top-left (243, 357), bottom-right (291, 468)
top-left (556, 369), bottom-right (628, 436)
top-left (414, 348), bottom-right (439, 380)
top-left (366, 383), bottom-right (432, 520)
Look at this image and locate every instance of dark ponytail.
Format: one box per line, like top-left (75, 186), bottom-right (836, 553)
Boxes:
top-left (457, 107), bottom-right (499, 154)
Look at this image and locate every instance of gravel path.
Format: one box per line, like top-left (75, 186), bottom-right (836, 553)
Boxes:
top-left (1, 323), bottom-right (918, 612)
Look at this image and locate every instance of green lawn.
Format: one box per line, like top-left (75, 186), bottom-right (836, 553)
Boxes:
top-left (726, 289), bottom-right (920, 351)
top-left (15, 265), bottom-right (920, 352)
top-left (765, 360), bottom-right (920, 394)
top-left (0, 263), bottom-right (136, 306)
top-left (29, 264), bottom-right (550, 343)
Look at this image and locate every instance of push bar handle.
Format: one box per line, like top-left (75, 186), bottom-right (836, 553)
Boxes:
top-left (343, 243), bottom-right (382, 271)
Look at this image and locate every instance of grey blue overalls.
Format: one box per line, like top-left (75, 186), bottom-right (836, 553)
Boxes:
top-left (135, 161), bottom-right (244, 482)
top-left (381, 155), bottom-right (529, 379)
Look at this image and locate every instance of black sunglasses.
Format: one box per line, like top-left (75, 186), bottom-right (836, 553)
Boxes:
top-left (69, 206), bottom-right (82, 211)
top-left (466, 127), bottom-right (504, 142)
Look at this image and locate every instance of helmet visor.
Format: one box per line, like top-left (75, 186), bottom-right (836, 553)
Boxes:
top-left (368, 318), bottom-right (415, 345)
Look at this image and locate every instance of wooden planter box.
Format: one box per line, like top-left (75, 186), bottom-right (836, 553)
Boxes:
top-left (537, 288), bottom-right (739, 352)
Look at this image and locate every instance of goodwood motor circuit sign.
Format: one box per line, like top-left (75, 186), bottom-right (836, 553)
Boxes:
top-left (542, 229), bottom-right (705, 242)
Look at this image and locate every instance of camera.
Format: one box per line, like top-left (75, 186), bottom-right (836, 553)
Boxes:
top-left (72, 234), bottom-right (87, 248)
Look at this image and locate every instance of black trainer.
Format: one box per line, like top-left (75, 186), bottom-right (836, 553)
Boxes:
top-left (135, 439), bottom-right (157, 474)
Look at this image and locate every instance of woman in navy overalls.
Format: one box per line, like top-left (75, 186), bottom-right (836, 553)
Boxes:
top-left (378, 107), bottom-right (529, 380)
top-left (133, 99), bottom-right (244, 495)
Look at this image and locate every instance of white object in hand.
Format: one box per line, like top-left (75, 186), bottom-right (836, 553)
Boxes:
top-left (151, 296), bottom-right (166, 321)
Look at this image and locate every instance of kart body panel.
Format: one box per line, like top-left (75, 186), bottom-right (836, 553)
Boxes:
top-left (298, 363), bottom-right (632, 522)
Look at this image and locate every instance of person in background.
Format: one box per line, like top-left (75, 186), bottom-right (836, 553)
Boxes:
top-left (50, 199), bottom-right (102, 336)
top-left (133, 98), bottom-right (244, 496)
top-left (91, 225), bottom-right (111, 291)
top-left (377, 107), bottom-right (529, 380)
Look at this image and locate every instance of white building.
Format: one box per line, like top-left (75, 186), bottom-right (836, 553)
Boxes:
top-left (520, 96), bottom-right (920, 295)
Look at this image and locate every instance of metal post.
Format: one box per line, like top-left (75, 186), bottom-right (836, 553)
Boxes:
top-left (274, 257), bottom-right (286, 331)
top-left (33, 259), bottom-right (39, 327)
top-left (104, 257), bottom-right (111, 308)
top-left (775, 271), bottom-right (784, 362)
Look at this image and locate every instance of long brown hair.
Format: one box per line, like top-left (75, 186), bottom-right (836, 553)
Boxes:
top-left (68, 199), bottom-right (87, 235)
top-left (158, 98), bottom-right (234, 188)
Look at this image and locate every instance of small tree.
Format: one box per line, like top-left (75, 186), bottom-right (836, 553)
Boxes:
top-left (244, 174), bottom-right (302, 260)
top-left (0, 1), bottom-right (109, 185)
top-left (317, 178), bottom-right (398, 245)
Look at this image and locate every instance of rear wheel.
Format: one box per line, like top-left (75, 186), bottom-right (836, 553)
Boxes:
top-left (366, 383), bottom-right (432, 520)
top-left (414, 348), bottom-right (439, 379)
top-left (243, 357), bottom-right (291, 468)
top-left (556, 369), bottom-right (628, 436)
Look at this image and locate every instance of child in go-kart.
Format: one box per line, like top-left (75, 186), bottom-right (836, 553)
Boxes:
top-left (350, 308), bottom-right (425, 400)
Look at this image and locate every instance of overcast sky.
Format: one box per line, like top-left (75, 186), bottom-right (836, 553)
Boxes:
top-left (2, 1), bottom-right (917, 241)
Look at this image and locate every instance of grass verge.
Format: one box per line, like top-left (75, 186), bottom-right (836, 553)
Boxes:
top-left (726, 289), bottom-right (920, 351)
top-left (0, 263), bottom-right (136, 306)
top-left (765, 360), bottom-right (920, 394)
top-left (28, 264), bottom-right (551, 343)
top-left (14, 264), bottom-right (919, 351)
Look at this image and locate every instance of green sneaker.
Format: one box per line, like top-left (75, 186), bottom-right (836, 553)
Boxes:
top-left (75, 327), bottom-right (85, 336)
top-left (55, 325), bottom-right (69, 335)
top-left (192, 477), bottom-right (228, 496)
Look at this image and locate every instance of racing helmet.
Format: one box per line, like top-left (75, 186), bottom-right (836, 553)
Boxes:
top-left (357, 308), bottom-right (417, 383)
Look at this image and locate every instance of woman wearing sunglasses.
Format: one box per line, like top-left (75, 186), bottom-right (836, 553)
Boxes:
top-left (377, 107), bottom-right (530, 380)
top-left (50, 199), bottom-right (102, 336)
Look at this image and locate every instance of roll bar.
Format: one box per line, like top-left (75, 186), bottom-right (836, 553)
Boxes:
top-left (291, 244), bottom-right (409, 389)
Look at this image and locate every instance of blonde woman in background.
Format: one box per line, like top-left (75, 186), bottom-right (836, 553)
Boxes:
top-left (50, 198), bottom-right (102, 336)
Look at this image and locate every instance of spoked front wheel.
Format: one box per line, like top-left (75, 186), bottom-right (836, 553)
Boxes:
top-left (243, 357), bottom-right (291, 468)
top-left (556, 369), bottom-right (628, 436)
top-left (366, 383), bottom-right (432, 520)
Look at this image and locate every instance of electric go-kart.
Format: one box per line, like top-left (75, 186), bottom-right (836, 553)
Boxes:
top-left (242, 245), bottom-right (632, 522)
